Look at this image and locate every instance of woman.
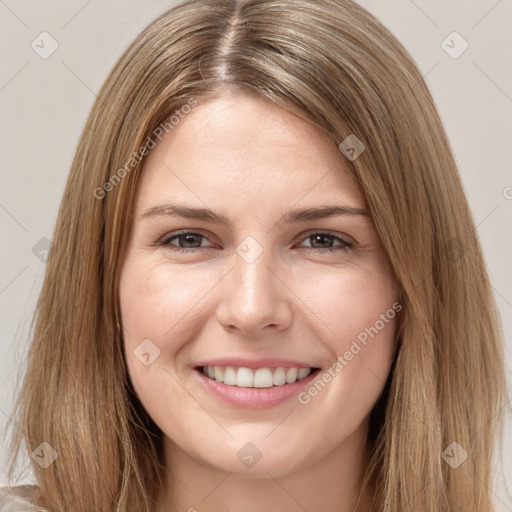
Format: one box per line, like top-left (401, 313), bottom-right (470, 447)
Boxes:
top-left (3, 0), bottom-right (506, 510)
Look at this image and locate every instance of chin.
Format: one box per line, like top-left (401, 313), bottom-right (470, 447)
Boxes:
top-left (188, 435), bottom-right (319, 478)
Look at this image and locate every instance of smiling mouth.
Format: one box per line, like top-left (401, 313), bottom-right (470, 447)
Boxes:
top-left (196, 365), bottom-right (321, 388)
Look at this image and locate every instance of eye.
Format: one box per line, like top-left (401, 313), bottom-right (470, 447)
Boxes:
top-left (296, 231), bottom-right (354, 253)
top-left (157, 230), bottom-right (354, 254)
top-left (158, 231), bottom-right (215, 252)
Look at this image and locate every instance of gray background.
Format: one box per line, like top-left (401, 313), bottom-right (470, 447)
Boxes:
top-left (0, 0), bottom-right (511, 508)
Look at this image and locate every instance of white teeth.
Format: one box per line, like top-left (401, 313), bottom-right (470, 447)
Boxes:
top-left (297, 368), bottom-right (311, 380)
top-left (285, 367), bottom-right (298, 383)
top-left (253, 368), bottom-right (274, 388)
top-left (273, 367), bottom-right (286, 386)
top-left (214, 366), bottom-right (223, 383)
top-left (223, 366), bottom-right (237, 386)
top-left (202, 365), bottom-right (315, 388)
top-left (236, 367), bottom-right (253, 387)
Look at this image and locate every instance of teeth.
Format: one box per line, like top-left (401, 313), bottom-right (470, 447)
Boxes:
top-left (254, 368), bottom-right (273, 388)
top-left (236, 367), bottom-right (253, 387)
top-left (214, 366), bottom-right (224, 383)
top-left (273, 367), bottom-right (286, 385)
top-left (297, 368), bottom-right (311, 380)
top-left (223, 366), bottom-right (237, 385)
top-left (285, 367), bottom-right (298, 383)
top-left (202, 366), bottom-right (313, 388)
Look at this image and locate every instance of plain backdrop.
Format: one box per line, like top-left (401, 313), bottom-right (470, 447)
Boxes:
top-left (1, 0), bottom-right (511, 507)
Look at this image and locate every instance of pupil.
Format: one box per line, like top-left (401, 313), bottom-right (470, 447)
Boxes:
top-left (178, 234), bottom-right (335, 249)
top-left (182, 234), bottom-right (200, 247)
top-left (312, 234), bottom-right (332, 248)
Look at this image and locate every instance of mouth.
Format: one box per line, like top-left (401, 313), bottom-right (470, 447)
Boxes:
top-left (196, 365), bottom-right (321, 388)
top-left (192, 357), bottom-right (321, 410)
top-left (193, 364), bottom-right (322, 409)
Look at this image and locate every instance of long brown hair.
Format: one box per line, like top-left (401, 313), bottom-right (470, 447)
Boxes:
top-left (9, 0), bottom-right (506, 510)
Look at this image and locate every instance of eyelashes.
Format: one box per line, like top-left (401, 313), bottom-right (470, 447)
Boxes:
top-left (157, 230), bottom-right (355, 255)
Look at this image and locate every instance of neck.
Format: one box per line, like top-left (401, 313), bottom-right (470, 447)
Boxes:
top-left (155, 427), bottom-right (373, 512)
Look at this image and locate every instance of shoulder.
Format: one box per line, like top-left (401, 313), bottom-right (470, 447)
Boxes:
top-left (0, 486), bottom-right (45, 512)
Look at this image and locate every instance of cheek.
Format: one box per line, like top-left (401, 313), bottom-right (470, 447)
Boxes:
top-left (329, 281), bottom-right (398, 361)
top-left (118, 258), bottom-right (209, 393)
top-left (119, 258), bottom-right (214, 347)
top-left (295, 263), bottom-right (399, 416)
top-left (299, 259), bottom-right (398, 349)
top-left (118, 259), bottom-right (208, 431)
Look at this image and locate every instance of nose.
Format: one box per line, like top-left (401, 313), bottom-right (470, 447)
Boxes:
top-left (215, 246), bottom-right (293, 336)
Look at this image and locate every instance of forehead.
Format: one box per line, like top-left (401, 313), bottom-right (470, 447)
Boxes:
top-left (135, 91), bottom-right (366, 213)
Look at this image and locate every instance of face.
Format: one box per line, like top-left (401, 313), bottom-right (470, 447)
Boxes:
top-left (119, 90), bottom-right (399, 478)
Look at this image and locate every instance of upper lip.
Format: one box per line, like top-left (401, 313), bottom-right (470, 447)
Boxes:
top-left (194, 358), bottom-right (319, 370)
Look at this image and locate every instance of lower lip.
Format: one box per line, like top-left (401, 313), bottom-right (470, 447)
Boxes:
top-left (193, 368), bottom-right (320, 409)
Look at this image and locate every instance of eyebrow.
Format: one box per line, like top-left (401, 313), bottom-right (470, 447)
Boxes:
top-left (140, 203), bottom-right (370, 226)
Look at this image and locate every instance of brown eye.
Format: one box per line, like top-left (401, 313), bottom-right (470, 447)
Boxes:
top-left (298, 231), bottom-right (354, 253)
top-left (159, 231), bottom-right (215, 251)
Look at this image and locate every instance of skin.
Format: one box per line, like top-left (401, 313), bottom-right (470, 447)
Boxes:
top-left (119, 90), bottom-right (399, 512)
